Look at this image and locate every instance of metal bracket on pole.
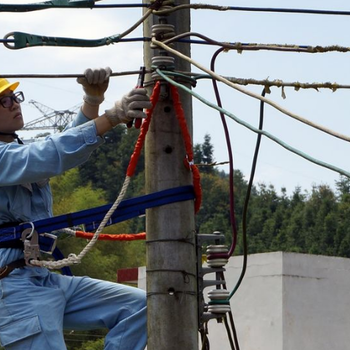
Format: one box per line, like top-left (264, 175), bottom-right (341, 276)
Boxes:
top-left (197, 232), bottom-right (229, 328)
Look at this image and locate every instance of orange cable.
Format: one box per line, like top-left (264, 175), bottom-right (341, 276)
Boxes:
top-left (126, 81), bottom-right (161, 177)
top-left (76, 231), bottom-right (146, 241)
top-left (126, 80), bottom-right (201, 213)
top-left (170, 84), bottom-right (202, 213)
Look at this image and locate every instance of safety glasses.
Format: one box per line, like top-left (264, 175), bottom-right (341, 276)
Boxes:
top-left (0, 91), bottom-right (25, 109)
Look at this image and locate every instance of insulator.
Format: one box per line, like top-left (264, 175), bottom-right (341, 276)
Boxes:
top-left (151, 56), bottom-right (175, 81)
top-left (207, 258), bottom-right (228, 268)
top-left (206, 245), bottom-right (228, 254)
top-left (206, 245), bottom-right (229, 267)
top-left (207, 304), bottom-right (231, 314)
top-left (152, 24), bottom-right (176, 37)
top-left (208, 289), bottom-right (230, 300)
top-left (150, 24), bottom-right (176, 49)
top-left (207, 289), bottom-right (231, 314)
top-left (152, 55), bottom-right (175, 66)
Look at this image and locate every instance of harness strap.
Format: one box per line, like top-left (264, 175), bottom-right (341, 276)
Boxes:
top-left (0, 240), bottom-right (24, 249)
top-left (0, 186), bottom-right (194, 276)
top-left (0, 259), bottom-right (25, 280)
top-left (0, 185), bottom-right (195, 242)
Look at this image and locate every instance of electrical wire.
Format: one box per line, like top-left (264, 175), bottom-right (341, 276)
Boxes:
top-left (4, 27), bottom-right (350, 55)
top-left (154, 3), bottom-right (350, 17)
top-left (210, 47), bottom-right (238, 257)
top-left (158, 70), bottom-right (350, 92)
top-left (165, 32), bottom-right (350, 54)
top-left (3, 67), bottom-right (348, 93)
top-left (228, 88), bottom-right (266, 299)
top-left (1, 36), bottom-right (150, 49)
top-left (0, 70), bottom-right (147, 79)
top-left (152, 38), bottom-right (350, 143)
top-left (200, 322), bottom-right (210, 350)
top-left (223, 315), bottom-right (236, 350)
top-left (91, 2), bottom-right (149, 9)
top-left (228, 311), bottom-right (240, 350)
top-left (223, 77), bottom-right (350, 92)
top-left (3, 5), bottom-right (153, 50)
top-left (155, 69), bottom-right (350, 179)
top-left (3, 2), bottom-right (350, 16)
top-left (117, 7), bottom-right (153, 40)
top-left (0, 1), bottom-right (148, 12)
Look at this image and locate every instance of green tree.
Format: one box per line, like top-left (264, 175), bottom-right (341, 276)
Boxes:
top-left (335, 175), bottom-right (350, 198)
top-left (194, 133), bottom-right (215, 174)
top-left (78, 127), bottom-right (143, 203)
top-left (272, 187), bottom-right (306, 253)
top-left (334, 189), bottom-right (350, 257)
top-left (245, 183), bottom-right (280, 253)
top-left (302, 185), bottom-right (337, 256)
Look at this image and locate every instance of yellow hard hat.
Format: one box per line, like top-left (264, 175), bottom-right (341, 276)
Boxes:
top-left (0, 78), bottom-right (19, 95)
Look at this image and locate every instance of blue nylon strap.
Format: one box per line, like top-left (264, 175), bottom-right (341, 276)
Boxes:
top-left (0, 185), bottom-right (195, 243)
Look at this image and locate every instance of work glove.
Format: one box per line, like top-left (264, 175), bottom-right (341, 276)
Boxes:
top-left (105, 88), bottom-right (152, 127)
top-left (77, 67), bottom-right (112, 106)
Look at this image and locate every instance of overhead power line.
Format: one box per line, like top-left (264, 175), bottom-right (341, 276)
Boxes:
top-left (155, 3), bottom-right (350, 17)
top-left (156, 69), bottom-right (350, 180)
top-left (152, 38), bottom-right (350, 143)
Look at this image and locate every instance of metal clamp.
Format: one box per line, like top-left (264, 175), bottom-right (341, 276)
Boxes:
top-left (21, 228), bottom-right (40, 265)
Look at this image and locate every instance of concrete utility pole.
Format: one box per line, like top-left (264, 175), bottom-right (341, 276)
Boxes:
top-left (143, 1), bottom-right (198, 349)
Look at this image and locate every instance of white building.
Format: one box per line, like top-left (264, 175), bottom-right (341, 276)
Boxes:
top-left (124, 252), bottom-right (350, 350)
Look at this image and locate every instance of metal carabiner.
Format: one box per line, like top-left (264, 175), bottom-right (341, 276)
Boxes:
top-left (21, 227), bottom-right (40, 265)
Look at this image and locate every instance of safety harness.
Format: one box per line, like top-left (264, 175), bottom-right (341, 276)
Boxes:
top-left (0, 185), bottom-right (196, 277)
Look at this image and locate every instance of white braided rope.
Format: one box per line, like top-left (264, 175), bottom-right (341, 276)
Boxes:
top-left (30, 176), bottom-right (131, 269)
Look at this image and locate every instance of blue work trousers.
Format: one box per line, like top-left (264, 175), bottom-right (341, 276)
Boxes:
top-left (0, 266), bottom-right (147, 350)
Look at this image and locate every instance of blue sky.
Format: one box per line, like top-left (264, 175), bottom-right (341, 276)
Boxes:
top-left (1, 0), bottom-right (350, 194)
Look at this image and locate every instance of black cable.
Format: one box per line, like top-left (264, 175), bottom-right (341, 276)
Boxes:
top-left (156, 4), bottom-right (350, 17)
top-left (200, 325), bottom-right (210, 350)
top-left (0, 2), bottom-right (147, 12)
top-left (210, 47), bottom-right (239, 256)
top-left (0, 70), bottom-right (146, 79)
top-left (219, 271), bottom-right (240, 350)
top-left (93, 3), bottom-right (148, 8)
top-left (226, 6), bottom-right (350, 16)
top-left (166, 32), bottom-right (350, 54)
top-left (230, 88), bottom-right (266, 298)
top-left (228, 311), bottom-right (240, 350)
top-left (223, 314), bottom-right (236, 350)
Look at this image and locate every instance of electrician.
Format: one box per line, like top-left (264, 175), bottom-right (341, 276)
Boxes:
top-left (0, 67), bottom-right (151, 350)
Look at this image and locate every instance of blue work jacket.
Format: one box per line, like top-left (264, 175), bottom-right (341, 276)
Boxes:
top-left (0, 110), bottom-right (104, 266)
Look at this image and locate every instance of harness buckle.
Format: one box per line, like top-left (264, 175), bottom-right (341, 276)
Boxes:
top-left (39, 232), bottom-right (57, 255)
top-left (21, 228), bottom-right (40, 265)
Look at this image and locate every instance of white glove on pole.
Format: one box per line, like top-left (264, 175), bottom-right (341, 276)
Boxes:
top-left (105, 88), bottom-right (152, 127)
top-left (77, 67), bottom-right (112, 106)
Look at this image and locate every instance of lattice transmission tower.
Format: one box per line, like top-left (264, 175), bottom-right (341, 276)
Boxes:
top-left (22, 100), bottom-right (81, 133)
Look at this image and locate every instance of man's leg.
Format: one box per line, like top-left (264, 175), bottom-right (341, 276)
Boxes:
top-left (58, 274), bottom-right (147, 350)
top-left (0, 267), bottom-right (67, 350)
